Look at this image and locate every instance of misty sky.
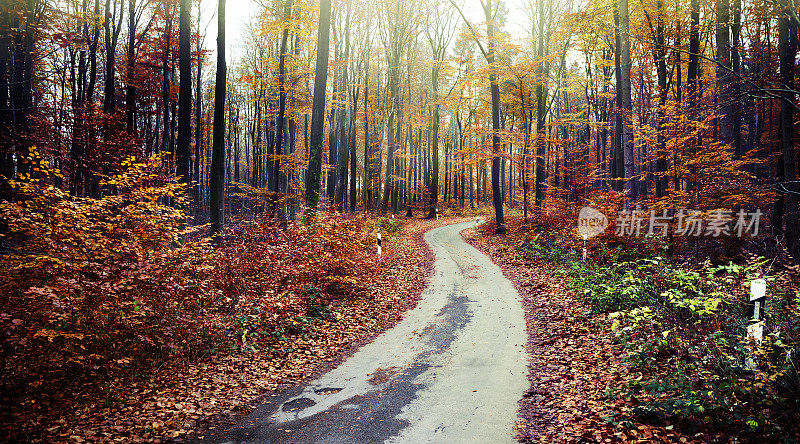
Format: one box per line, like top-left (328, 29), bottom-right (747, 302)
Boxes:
top-left (201, 0), bottom-right (533, 62)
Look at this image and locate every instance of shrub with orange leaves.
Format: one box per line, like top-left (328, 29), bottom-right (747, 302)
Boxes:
top-left (0, 152), bottom-right (386, 429)
top-left (212, 212), bottom-right (380, 323)
top-left (0, 152), bottom-right (217, 407)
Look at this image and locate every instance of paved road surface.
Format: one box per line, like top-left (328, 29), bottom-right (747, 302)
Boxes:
top-left (215, 221), bottom-right (528, 443)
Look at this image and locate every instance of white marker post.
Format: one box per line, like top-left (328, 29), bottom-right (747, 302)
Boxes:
top-left (436, 208), bottom-right (439, 220)
top-left (582, 234), bottom-right (588, 261)
top-left (377, 233), bottom-right (382, 256)
top-left (745, 278), bottom-right (767, 370)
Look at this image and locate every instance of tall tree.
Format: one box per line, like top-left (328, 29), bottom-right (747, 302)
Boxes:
top-left (643, 0), bottom-right (668, 197)
top-left (425, 0), bottom-right (454, 219)
top-left (303, 0), bottom-right (333, 221)
top-left (778, 1), bottom-right (799, 261)
top-left (210, 0), bottom-right (227, 235)
top-left (273, 0), bottom-right (294, 215)
top-left (452, 0), bottom-right (506, 233)
top-left (176, 0), bottom-right (192, 184)
top-left (126, 0), bottom-right (137, 131)
top-left (379, 0), bottom-right (414, 215)
top-left (618, 0), bottom-right (635, 201)
top-left (533, 0), bottom-right (549, 207)
top-left (103, 0), bottom-right (124, 112)
top-left (716, 0), bottom-right (735, 151)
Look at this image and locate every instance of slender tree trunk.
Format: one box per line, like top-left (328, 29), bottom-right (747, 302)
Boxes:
top-left (534, 0), bottom-right (547, 208)
top-left (0, 4), bottom-right (11, 193)
top-left (177, 0), bottom-right (191, 185)
top-left (716, 0), bottom-right (735, 151)
top-left (273, 0), bottom-right (293, 216)
top-left (619, 0), bottom-right (636, 201)
top-left (687, 0), bottom-right (700, 103)
top-left (363, 48), bottom-right (370, 211)
top-left (778, 4), bottom-right (799, 260)
top-left (485, 1), bottom-right (505, 233)
top-left (86, 0), bottom-right (100, 102)
top-left (650, 0), bottom-right (668, 197)
top-left (193, 10), bottom-right (203, 215)
top-left (103, 0), bottom-right (123, 112)
top-left (126, 0), bottom-right (136, 131)
top-left (303, 0), bottom-right (332, 220)
top-left (161, 15), bottom-right (172, 154)
top-left (731, 0), bottom-right (742, 157)
top-left (349, 80), bottom-right (358, 213)
top-left (210, 0), bottom-right (227, 236)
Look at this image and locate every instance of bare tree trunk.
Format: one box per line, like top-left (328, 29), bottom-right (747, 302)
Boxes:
top-left (273, 0), bottom-right (293, 216)
top-left (161, 13), bottom-right (172, 154)
top-left (194, 15), bottom-right (203, 215)
top-left (778, 3), bottom-right (799, 260)
top-left (177, 0), bottom-right (192, 185)
top-left (619, 0), bottom-right (636, 202)
top-left (534, 0), bottom-right (548, 208)
top-left (484, 1), bottom-right (506, 233)
top-left (0, 3), bottom-right (11, 194)
top-left (103, 0), bottom-right (123, 112)
top-left (210, 0), bottom-right (227, 235)
top-left (303, 0), bottom-right (332, 220)
top-left (126, 0), bottom-right (137, 131)
top-left (646, 0), bottom-right (668, 197)
top-left (716, 0), bottom-right (734, 151)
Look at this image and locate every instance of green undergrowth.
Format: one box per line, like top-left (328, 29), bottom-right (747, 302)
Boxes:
top-left (516, 231), bottom-right (800, 438)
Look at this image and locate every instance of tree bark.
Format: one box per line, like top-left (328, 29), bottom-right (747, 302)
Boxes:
top-left (619, 0), bottom-right (636, 201)
top-left (273, 0), bottom-right (293, 216)
top-left (177, 0), bottom-right (192, 185)
top-left (210, 0), bottom-right (227, 236)
top-left (716, 0), bottom-right (735, 151)
top-left (778, 3), bottom-right (799, 261)
top-left (126, 0), bottom-right (137, 131)
top-left (303, 0), bottom-right (332, 221)
top-left (484, 0), bottom-right (505, 233)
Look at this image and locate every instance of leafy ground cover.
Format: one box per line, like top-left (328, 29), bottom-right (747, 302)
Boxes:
top-left (467, 215), bottom-right (800, 442)
top-left (0, 156), bottom-right (472, 442)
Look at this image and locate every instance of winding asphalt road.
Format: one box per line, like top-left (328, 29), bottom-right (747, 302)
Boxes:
top-left (216, 221), bottom-right (528, 443)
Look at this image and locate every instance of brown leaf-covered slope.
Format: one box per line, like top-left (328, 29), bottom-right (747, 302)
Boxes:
top-left (462, 226), bottom-right (694, 443)
top-left (17, 216), bottom-right (470, 443)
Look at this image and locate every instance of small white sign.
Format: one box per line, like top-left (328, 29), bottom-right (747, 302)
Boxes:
top-left (750, 279), bottom-right (766, 301)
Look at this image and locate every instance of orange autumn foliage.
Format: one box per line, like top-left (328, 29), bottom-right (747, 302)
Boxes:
top-left (0, 153), bottom-right (382, 417)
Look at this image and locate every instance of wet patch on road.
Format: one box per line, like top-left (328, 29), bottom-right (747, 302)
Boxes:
top-left (424, 294), bottom-right (472, 352)
top-left (221, 360), bottom-right (435, 443)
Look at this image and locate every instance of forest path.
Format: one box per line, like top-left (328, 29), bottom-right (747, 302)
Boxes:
top-left (216, 221), bottom-right (528, 443)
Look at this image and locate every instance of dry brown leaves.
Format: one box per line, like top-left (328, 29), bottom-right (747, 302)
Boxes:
top-left (462, 228), bottom-right (698, 444)
top-left (16, 216), bottom-right (470, 443)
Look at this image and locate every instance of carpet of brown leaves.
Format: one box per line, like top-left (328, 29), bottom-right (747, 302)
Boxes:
top-left (21, 216), bottom-right (469, 443)
top-left (463, 226), bottom-right (697, 443)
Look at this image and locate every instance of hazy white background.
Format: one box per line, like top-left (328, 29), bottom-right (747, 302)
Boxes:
top-left (200, 0), bottom-right (533, 62)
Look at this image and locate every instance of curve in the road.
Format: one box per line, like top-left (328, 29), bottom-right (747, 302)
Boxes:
top-left (216, 221), bottom-right (528, 444)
